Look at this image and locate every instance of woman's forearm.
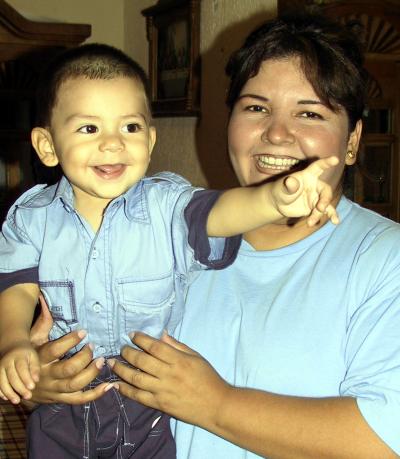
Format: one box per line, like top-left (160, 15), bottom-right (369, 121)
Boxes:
top-left (211, 387), bottom-right (397, 459)
top-left (112, 333), bottom-right (398, 459)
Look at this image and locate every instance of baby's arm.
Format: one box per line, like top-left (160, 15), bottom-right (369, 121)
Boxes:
top-left (206, 156), bottom-right (339, 236)
top-left (0, 283), bottom-right (40, 404)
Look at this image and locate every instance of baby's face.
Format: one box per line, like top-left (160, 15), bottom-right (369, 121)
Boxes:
top-left (47, 76), bottom-right (155, 211)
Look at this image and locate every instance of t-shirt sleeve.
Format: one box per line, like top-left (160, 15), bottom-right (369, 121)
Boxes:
top-left (340, 232), bottom-right (400, 454)
top-left (184, 189), bottom-right (242, 269)
top-left (0, 205), bottom-right (40, 292)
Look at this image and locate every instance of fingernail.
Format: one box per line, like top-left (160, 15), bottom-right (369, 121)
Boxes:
top-left (77, 329), bottom-right (87, 339)
top-left (88, 343), bottom-right (94, 351)
top-left (95, 357), bottom-right (105, 369)
top-left (114, 383), bottom-right (120, 390)
top-left (128, 332), bottom-right (135, 340)
top-left (107, 358), bottom-right (115, 368)
top-left (104, 383), bottom-right (115, 392)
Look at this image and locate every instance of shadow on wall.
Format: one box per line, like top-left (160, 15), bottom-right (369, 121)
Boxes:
top-left (195, 10), bottom-right (276, 189)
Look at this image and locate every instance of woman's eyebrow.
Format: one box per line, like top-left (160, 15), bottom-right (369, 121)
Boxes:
top-left (297, 100), bottom-right (323, 105)
top-left (238, 95), bottom-right (324, 105)
top-left (237, 93), bottom-right (269, 102)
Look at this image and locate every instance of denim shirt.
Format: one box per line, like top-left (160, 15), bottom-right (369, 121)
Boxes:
top-left (0, 172), bottom-right (226, 358)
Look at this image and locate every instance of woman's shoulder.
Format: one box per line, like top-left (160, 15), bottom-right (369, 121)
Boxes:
top-left (342, 197), bottom-right (400, 254)
top-left (343, 197), bottom-right (400, 232)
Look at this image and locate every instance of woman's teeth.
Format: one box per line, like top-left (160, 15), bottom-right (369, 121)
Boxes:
top-left (257, 156), bottom-right (300, 170)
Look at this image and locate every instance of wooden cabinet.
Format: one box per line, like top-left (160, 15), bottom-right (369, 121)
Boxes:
top-left (278, 0), bottom-right (400, 221)
top-left (0, 0), bottom-right (90, 221)
top-left (353, 58), bottom-right (400, 220)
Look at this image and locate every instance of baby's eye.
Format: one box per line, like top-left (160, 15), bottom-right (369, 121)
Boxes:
top-left (122, 123), bottom-right (142, 133)
top-left (78, 125), bottom-right (98, 134)
top-left (299, 111), bottom-right (324, 120)
top-left (247, 105), bottom-right (267, 113)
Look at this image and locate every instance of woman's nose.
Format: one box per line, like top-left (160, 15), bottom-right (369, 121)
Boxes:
top-left (261, 117), bottom-right (295, 145)
top-left (99, 133), bottom-right (124, 152)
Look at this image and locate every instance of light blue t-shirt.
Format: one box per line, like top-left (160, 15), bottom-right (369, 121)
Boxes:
top-left (173, 196), bottom-right (400, 457)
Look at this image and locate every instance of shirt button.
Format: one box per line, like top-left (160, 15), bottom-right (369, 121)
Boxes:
top-left (93, 302), bottom-right (102, 313)
top-left (92, 248), bottom-right (99, 259)
top-left (97, 346), bottom-right (106, 355)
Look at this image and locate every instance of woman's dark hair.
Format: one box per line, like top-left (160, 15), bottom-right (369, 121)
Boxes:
top-left (36, 43), bottom-right (151, 127)
top-left (225, 12), bottom-right (368, 130)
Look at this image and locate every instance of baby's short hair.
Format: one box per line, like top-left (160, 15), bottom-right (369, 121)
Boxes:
top-left (36, 43), bottom-right (151, 127)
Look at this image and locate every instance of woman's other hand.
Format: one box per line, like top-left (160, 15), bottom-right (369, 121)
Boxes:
top-left (109, 332), bottom-right (231, 430)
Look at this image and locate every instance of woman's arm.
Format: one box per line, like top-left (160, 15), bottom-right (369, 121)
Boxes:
top-left (110, 333), bottom-right (398, 459)
top-left (24, 298), bottom-right (109, 406)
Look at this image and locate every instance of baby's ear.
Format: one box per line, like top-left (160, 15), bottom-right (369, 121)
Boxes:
top-left (31, 127), bottom-right (59, 167)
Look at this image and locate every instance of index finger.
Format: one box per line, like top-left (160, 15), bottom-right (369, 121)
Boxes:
top-left (47, 344), bottom-right (96, 380)
top-left (36, 330), bottom-right (87, 365)
top-left (309, 156), bottom-right (339, 175)
top-left (35, 382), bottom-right (112, 405)
top-left (60, 383), bottom-right (113, 405)
top-left (52, 357), bottom-right (104, 392)
top-left (129, 332), bottom-right (182, 363)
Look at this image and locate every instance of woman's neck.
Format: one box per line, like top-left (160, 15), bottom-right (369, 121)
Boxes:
top-left (244, 191), bottom-right (343, 251)
top-left (243, 218), bottom-right (322, 250)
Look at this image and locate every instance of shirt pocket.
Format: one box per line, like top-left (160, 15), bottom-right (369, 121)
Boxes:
top-left (39, 280), bottom-right (78, 340)
top-left (117, 272), bottom-right (175, 339)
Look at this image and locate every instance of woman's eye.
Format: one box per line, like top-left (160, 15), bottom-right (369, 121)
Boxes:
top-left (122, 123), bottom-right (141, 133)
top-left (247, 105), bottom-right (267, 113)
top-left (299, 111), bottom-right (323, 120)
top-left (78, 125), bottom-right (98, 134)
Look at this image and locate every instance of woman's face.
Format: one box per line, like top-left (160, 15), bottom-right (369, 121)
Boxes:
top-left (228, 57), bottom-right (362, 199)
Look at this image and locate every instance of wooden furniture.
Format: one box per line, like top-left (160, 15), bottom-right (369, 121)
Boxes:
top-left (0, 0), bottom-right (91, 220)
top-left (279, 0), bottom-right (400, 221)
top-left (142, 0), bottom-right (201, 117)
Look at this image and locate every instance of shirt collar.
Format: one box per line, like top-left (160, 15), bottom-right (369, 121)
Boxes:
top-left (18, 176), bottom-right (150, 222)
top-left (122, 180), bottom-right (150, 222)
top-left (17, 176), bottom-right (73, 211)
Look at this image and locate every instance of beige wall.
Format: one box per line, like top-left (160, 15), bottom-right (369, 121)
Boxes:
top-left (7, 0), bottom-right (125, 48)
top-left (7, 0), bottom-right (277, 187)
top-left (146, 0), bottom-right (277, 188)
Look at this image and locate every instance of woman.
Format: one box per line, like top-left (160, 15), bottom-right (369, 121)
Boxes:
top-left (29, 12), bottom-right (400, 458)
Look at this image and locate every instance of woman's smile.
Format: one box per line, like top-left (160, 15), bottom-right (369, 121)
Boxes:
top-left (255, 154), bottom-right (301, 172)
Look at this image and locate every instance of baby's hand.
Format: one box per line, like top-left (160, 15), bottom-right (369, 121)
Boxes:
top-left (273, 156), bottom-right (340, 226)
top-left (0, 342), bottom-right (40, 404)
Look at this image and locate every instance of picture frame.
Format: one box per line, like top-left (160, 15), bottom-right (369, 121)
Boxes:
top-left (142, 0), bottom-right (201, 117)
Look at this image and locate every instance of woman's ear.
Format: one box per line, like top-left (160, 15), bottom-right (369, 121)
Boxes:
top-left (345, 120), bottom-right (363, 166)
top-left (31, 127), bottom-right (59, 167)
